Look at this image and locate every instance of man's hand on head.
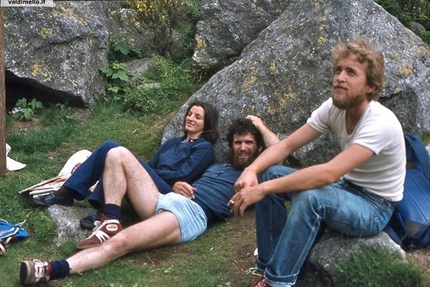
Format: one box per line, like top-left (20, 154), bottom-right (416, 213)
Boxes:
top-left (173, 181), bottom-right (196, 199)
top-left (246, 115), bottom-right (264, 129)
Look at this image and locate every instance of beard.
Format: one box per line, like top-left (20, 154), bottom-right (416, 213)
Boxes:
top-left (230, 149), bottom-right (260, 170)
top-left (331, 90), bottom-right (365, 110)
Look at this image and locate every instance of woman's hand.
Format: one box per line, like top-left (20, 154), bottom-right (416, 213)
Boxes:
top-left (173, 181), bottom-right (196, 199)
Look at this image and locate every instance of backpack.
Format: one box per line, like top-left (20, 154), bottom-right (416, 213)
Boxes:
top-left (0, 219), bottom-right (30, 255)
top-left (384, 133), bottom-right (430, 250)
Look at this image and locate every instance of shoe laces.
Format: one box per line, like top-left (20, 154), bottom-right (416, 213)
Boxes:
top-left (33, 259), bottom-right (50, 281)
top-left (93, 220), bottom-right (102, 230)
top-left (245, 267), bottom-right (264, 277)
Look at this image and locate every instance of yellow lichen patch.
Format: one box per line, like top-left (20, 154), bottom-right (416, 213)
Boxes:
top-left (242, 76), bottom-right (257, 91)
top-left (389, 53), bottom-right (401, 63)
top-left (317, 37), bottom-right (326, 46)
top-left (78, 18), bottom-right (86, 26)
top-left (397, 65), bottom-right (413, 77)
top-left (267, 92), bottom-right (298, 114)
top-left (40, 27), bottom-right (52, 38)
top-left (269, 61), bottom-right (276, 75)
top-left (319, 24), bottom-right (325, 31)
top-left (318, 16), bottom-right (326, 22)
top-left (32, 64), bottom-right (43, 77)
top-left (195, 35), bottom-right (207, 49)
top-left (284, 92), bottom-right (298, 101)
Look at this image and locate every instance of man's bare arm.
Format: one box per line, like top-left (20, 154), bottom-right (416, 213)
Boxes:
top-left (231, 143), bottom-right (375, 216)
top-left (246, 115), bottom-right (280, 148)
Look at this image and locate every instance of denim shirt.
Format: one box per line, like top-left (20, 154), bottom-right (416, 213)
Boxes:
top-left (148, 137), bottom-right (214, 186)
top-left (193, 163), bottom-right (242, 224)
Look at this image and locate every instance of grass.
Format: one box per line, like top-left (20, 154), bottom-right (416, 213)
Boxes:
top-left (335, 246), bottom-right (427, 287)
top-left (0, 101), bottom-right (428, 287)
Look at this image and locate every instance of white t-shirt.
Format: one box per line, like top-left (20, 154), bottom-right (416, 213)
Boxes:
top-left (307, 98), bottom-right (405, 202)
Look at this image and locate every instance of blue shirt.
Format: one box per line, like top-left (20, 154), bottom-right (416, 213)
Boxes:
top-left (148, 137), bottom-right (214, 186)
top-left (192, 163), bottom-right (242, 225)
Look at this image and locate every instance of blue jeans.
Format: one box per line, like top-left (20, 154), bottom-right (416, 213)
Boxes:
top-left (256, 165), bottom-right (395, 286)
top-left (64, 140), bottom-right (172, 209)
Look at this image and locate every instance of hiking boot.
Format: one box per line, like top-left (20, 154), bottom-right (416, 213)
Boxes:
top-left (251, 276), bottom-right (270, 287)
top-left (20, 259), bottom-right (51, 285)
top-left (76, 214), bottom-right (123, 249)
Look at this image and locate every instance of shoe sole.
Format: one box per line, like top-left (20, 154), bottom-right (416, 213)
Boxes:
top-left (20, 261), bottom-right (31, 285)
top-left (76, 242), bottom-right (101, 250)
top-left (33, 198), bottom-right (74, 207)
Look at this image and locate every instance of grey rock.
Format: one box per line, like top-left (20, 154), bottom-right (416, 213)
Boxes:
top-left (193, 0), bottom-right (288, 70)
top-left (4, 1), bottom-right (110, 106)
top-left (47, 205), bottom-right (94, 247)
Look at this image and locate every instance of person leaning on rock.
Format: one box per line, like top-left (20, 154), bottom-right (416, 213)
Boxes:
top-left (33, 100), bottom-right (219, 228)
top-left (230, 37), bottom-right (406, 287)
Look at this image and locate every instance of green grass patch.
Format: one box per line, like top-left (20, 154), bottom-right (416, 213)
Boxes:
top-left (335, 246), bottom-right (427, 287)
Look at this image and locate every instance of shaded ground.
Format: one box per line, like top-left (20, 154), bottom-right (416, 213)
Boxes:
top-left (132, 208), bottom-right (259, 286)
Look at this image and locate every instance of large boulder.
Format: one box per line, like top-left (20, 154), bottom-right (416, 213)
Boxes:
top-left (4, 1), bottom-right (110, 107)
top-left (193, 0), bottom-right (288, 71)
top-left (164, 0), bottom-right (430, 166)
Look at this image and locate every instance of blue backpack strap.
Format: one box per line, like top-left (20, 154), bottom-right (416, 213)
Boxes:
top-left (404, 133), bottom-right (430, 181)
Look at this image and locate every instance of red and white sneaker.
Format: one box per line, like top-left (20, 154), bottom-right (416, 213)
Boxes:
top-left (20, 259), bottom-right (52, 285)
top-left (76, 214), bottom-right (123, 249)
top-left (251, 276), bottom-right (270, 287)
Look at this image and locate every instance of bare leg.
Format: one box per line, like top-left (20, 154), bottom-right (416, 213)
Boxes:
top-left (67, 211), bottom-right (181, 274)
top-left (102, 147), bottom-right (160, 219)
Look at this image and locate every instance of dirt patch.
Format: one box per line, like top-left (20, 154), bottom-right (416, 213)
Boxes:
top-left (406, 249), bottom-right (430, 283)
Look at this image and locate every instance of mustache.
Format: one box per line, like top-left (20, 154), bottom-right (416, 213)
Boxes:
top-left (333, 85), bottom-right (346, 89)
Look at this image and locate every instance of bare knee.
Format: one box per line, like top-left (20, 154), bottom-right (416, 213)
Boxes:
top-left (106, 146), bottom-right (133, 164)
top-left (102, 233), bottom-right (131, 259)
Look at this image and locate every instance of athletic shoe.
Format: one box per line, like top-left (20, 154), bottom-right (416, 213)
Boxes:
top-left (76, 214), bottom-right (123, 249)
top-left (251, 276), bottom-right (270, 287)
top-left (20, 259), bottom-right (51, 285)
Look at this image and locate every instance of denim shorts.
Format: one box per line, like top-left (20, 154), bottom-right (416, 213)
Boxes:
top-left (156, 193), bottom-right (207, 243)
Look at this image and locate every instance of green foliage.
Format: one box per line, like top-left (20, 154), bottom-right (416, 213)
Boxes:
top-left (375, 0), bottom-right (430, 44)
top-left (10, 98), bottom-right (43, 121)
top-left (99, 34), bottom-right (144, 102)
top-left (100, 34), bottom-right (201, 115)
top-left (108, 34), bottom-right (143, 62)
top-left (125, 55), bottom-right (200, 114)
top-left (119, 0), bottom-right (201, 60)
top-left (100, 61), bottom-right (131, 98)
top-left (335, 246), bottom-right (427, 287)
